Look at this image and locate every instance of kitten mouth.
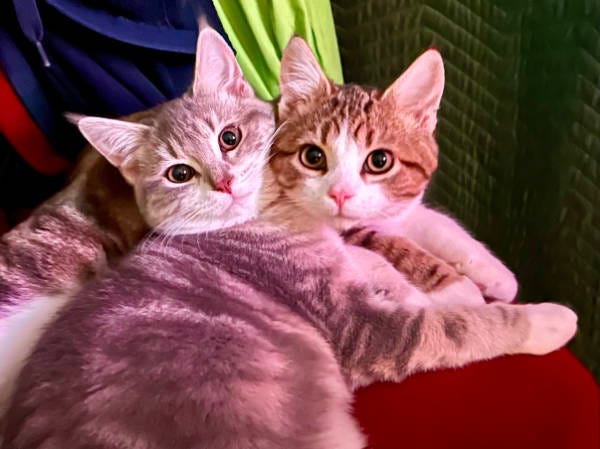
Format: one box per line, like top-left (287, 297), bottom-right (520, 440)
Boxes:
top-left (332, 211), bottom-right (356, 223)
top-left (334, 209), bottom-right (355, 219)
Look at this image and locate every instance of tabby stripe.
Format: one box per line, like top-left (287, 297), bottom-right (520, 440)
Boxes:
top-left (340, 226), bottom-right (366, 241)
top-left (358, 230), bottom-right (377, 248)
top-left (400, 159), bottom-right (430, 179)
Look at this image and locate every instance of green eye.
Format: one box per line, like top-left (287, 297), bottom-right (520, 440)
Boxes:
top-left (299, 145), bottom-right (327, 170)
top-left (166, 164), bottom-right (195, 183)
top-left (364, 149), bottom-right (394, 174)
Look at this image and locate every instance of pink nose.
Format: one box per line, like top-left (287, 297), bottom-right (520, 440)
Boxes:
top-left (328, 187), bottom-right (354, 209)
top-left (215, 176), bottom-right (233, 194)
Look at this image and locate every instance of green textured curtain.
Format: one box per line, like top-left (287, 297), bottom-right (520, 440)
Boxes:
top-left (332, 0), bottom-right (600, 378)
top-left (213, 0), bottom-right (343, 100)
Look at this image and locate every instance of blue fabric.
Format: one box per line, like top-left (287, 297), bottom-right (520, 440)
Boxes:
top-left (46, 0), bottom-right (198, 54)
top-left (0, 0), bottom-right (228, 160)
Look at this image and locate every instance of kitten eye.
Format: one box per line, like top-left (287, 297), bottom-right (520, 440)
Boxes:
top-left (219, 126), bottom-right (241, 152)
top-left (299, 145), bottom-right (327, 170)
top-left (364, 149), bottom-right (394, 174)
top-left (165, 164), bottom-right (196, 183)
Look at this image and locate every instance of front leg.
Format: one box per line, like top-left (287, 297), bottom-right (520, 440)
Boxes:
top-left (342, 228), bottom-right (484, 306)
top-left (386, 204), bottom-right (518, 302)
top-left (331, 287), bottom-right (577, 388)
top-left (342, 244), bottom-right (433, 308)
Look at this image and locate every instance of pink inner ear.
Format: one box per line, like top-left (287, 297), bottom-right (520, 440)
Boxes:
top-left (415, 111), bottom-right (434, 129)
top-left (226, 78), bottom-right (253, 98)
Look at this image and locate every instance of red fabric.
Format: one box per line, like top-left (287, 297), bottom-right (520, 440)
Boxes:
top-left (0, 69), bottom-right (70, 175)
top-left (354, 348), bottom-right (599, 449)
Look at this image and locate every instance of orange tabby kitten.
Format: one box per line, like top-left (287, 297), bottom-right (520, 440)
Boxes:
top-left (265, 37), bottom-right (518, 306)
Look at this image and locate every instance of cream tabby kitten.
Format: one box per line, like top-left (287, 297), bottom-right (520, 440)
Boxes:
top-left (0, 25), bottom-right (274, 418)
top-left (266, 37), bottom-right (517, 306)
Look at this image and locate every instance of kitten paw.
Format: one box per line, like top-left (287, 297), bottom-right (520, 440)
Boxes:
top-left (454, 258), bottom-right (518, 303)
top-left (428, 276), bottom-right (485, 306)
top-left (520, 303), bottom-right (578, 355)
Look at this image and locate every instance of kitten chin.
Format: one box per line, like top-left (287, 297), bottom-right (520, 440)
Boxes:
top-left (322, 215), bottom-right (364, 232)
top-left (149, 194), bottom-right (260, 235)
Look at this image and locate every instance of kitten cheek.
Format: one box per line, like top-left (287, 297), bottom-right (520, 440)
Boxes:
top-left (350, 191), bottom-right (387, 218)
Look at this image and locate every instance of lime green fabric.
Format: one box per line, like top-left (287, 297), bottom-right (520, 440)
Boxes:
top-left (213, 0), bottom-right (343, 100)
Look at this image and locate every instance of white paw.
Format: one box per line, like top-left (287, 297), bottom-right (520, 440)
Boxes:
top-left (428, 276), bottom-right (485, 306)
top-left (455, 257), bottom-right (518, 302)
top-left (521, 303), bottom-right (578, 355)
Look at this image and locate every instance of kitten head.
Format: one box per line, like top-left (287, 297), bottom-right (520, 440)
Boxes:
top-left (271, 37), bottom-right (444, 229)
top-left (73, 27), bottom-right (275, 234)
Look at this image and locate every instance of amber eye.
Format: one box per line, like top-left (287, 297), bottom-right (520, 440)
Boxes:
top-left (364, 149), bottom-right (394, 174)
top-left (299, 145), bottom-right (327, 170)
top-left (219, 126), bottom-right (241, 152)
top-left (165, 164), bottom-right (195, 183)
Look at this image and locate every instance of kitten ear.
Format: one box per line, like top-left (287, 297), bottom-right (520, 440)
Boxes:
top-left (192, 26), bottom-right (253, 98)
top-left (279, 36), bottom-right (331, 114)
top-left (64, 112), bottom-right (85, 125)
top-left (76, 116), bottom-right (149, 171)
top-left (382, 49), bottom-right (445, 133)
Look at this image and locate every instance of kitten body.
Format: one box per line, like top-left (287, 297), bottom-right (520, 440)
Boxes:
top-left (0, 26), bottom-right (274, 419)
top-left (1, 221), bottom-right (577, 449)
top-left (266, 37), bottom-right (518, 305)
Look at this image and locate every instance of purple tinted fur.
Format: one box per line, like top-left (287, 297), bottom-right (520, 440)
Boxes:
top-left (0, 110), bottom-right (151, 316)
top-left (0, 202), bottom-right (117, 312)
top-left (2, 221), bottom-right (421, 449)
top-left (3, 221), bottom-right (531, 448)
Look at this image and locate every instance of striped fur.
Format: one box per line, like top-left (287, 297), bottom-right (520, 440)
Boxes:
top-left (2, 222), bottom-right (577, 448)
top-left (341, 226), bottom-right (461, 292)
top-left (0, 149), bottom-right (147, 316)
top-left (267, 38), bottom-right (456, 295)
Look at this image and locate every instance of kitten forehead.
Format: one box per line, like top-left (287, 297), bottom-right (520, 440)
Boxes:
top-left (331, 121), bottom-right (361, 168)
top-left (149, 93), bottom-right (272, 158)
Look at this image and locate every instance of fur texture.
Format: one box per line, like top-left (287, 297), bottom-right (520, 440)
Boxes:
top-left (0, 148), bottom-right (146, 317)
top-left (74, 30), bottom-right (274, 235)
top-left (2, 222), bottom-right (577, 448)
top-left (342, 227), bottom-right (462, 292)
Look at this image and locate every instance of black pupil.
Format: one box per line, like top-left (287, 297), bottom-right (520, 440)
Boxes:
top-left (172, 165), bottom-right (191, 182)
top-left (306, 147), bottom-right (323, 165)
top-left (371, 151), bottom-right (388, 168)
top-left (222, 130), bottom-right (237, 146)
